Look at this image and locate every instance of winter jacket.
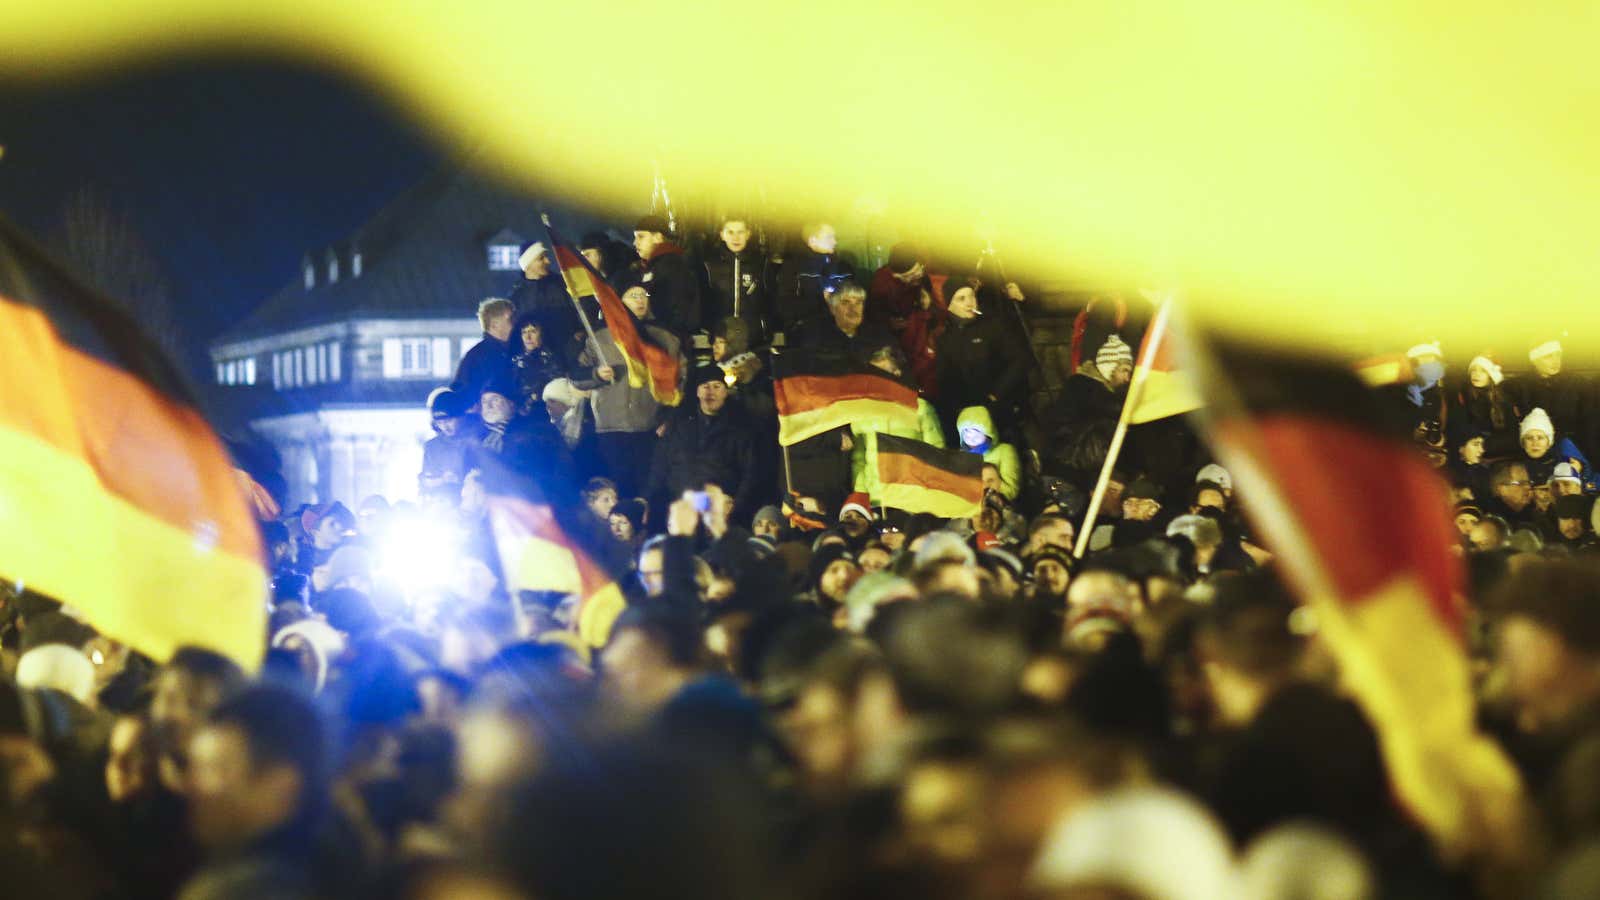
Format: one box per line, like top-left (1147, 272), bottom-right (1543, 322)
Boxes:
top-left (648, 407), bottom-right (761, 520)
top-left (1048, 363), bottom-right (1123, 474)
top-left (512, 347), bottom-right (566, 417)
top-left (703, 243), bottom-right (773, 337)
top-left (775, 246), bottom-right (854, 334)
top-left (867, 265), bottom-right (928, 327)
top-left (851, 398), bottom-right (944, 497)
top-left (1510, 372), bottom-right (1589, 439)
top-left (794, 315), bottom-right (896, 359)
top-left (450, 333), bottom-right (515, 403)
top-left (571, 324), bottom-right (684, 434)
top-left (956, 405), bottom-right (1022, 500)
top-left (898, 274), bottom-right (950, 396)
top-left (1448, 381), bottom-right (1519, 458)
top-left (935, 313), bottom-right (1027, 425)
top-left (420, 425), bottom-right (482, 492)
top-left (637, 244), bottom-right (705, 338)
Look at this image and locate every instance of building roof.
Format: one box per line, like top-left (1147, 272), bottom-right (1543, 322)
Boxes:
top-left (217, 164), bottom-right (610, 344)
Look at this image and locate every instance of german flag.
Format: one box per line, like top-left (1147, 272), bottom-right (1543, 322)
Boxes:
top-left (1183, 334), bottom-right (1525, 860)
top-left (545, 223), bottom-right (680, 406)
top-left (1125, 295), bottom-right (1201, 424)
top-left (485, 469), bottom-right (626, 649)
top-left (772, 349), bottom-right (919, 446)
top-left (867, 433), bottom-right (983, 518)
top-left (0, 217), bottom-right (265, 670)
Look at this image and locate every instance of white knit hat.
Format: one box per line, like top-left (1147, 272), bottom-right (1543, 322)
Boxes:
top-left (518, 241), bottom-right (549, 271)
top-left (1521, 407), bottom-right (1555, 441)
top-left (1530, 340), bottom-right (1563, 362)
top-left (1096, 335), bottom-right (1134, 379)
top-left (1405, 341), bottom-right (1443, 359)
top-left (16, 644), bottom-right (97, 705)
top-left (1467, 355), bottom-right (1504, 385)
top-left (1195, 463), bottom-right (1232, 492)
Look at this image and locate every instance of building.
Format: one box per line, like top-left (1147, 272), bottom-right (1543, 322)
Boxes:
top-left (208, 166), bottom-right (603, 508)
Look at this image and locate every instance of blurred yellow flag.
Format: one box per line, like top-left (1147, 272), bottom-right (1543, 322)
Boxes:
top-left (5, 2), bottom-right (1596, 355)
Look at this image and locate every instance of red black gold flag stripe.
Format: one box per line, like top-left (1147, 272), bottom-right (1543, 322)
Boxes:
top-left (869, 433), bottom-right (983, 517)
top-left (772, 349), bottom-right (919, 446)
top-left (1184, 336), bottom-right (1524, 860)
top-left (546, 225), bottom-right (681, 406)
top-left (0, 217), bottom-right (265, 670)
top-left (486, 475), bottom-right (626, 649)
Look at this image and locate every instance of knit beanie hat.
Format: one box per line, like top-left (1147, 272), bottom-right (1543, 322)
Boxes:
top-left (517, 242), bottom-right (549, 271)
top-left (1520, 407), bottom-right (1555, 441)
top-left (1467, 354), bottom-right (1504, 385)
top-left (1096, 335), bottom-right (1134, 379)
top-left (1551, 462), bottom-right (1582, 488)
top-left (1555, 494), bottom-right (1592, 521)
top-left (1530, 340), bottom-right (1563, 363)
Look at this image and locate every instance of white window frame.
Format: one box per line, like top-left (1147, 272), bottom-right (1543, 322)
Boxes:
top-left (487, 244), bottom-right (521, 271)
top-left (244, 358), bottom-right (256, 386)
top-left (327, 341), bottom-right (341, 382)
top-left (382, 337), bottom-right (435, 378)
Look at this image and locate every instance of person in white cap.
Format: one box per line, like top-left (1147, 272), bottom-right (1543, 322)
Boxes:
top-left (509, 239), bottom-right (583, 361)
top-left (1048, 334), bottom-right (1134, 480)
top-left (1401, 342), bottom-right (1448, 460)
top-left (1449, 352), bottom-right (1517, 456)
top-left (1511, 338), bottom-right (1587, 452)
top-left (1195, 463), bottom-right (1233, 499)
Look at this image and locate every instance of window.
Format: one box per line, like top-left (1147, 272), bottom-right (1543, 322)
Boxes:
top-left (432, 337), bottom-right (453, 377)
top-left (294, 348), bottom-right (304, 386)
top-left (351, 252), bottom-right (362, 278)
top-left (224, 361), bottom-right (237, 385)
top-left (487, 244), bottom-right (521, 271)
top-left (382, 337), bottom-right (436, 378)
top-left (304, 263), bottom-right (314, 291)
top-left (216, 363), bottom-right (225, 385)
top-left (244, 358), bottom-right (256, 386)
top-left (272, 353), bottom-right (281, 389)
top-left (328, 341), bottom-right (342, 382)
top-left (460, 336), bottom-right (481, 359)
top-left (327, 254), bottom-right (339, 284)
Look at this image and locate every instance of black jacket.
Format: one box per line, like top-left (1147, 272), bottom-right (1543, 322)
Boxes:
top-left (703, 243), bottom-right (773, 337)
top-left (1048, 364), bottom-right (1125, 475)
top-left (637, 245), bottom-right (705, 338)
top-left (935, 313), bottom-right (1027, 417)
top-left (510, 275), bottom-right (584, 362)
top-left (648, 407), bottom-right (761, 520)
top-left (775, 246), bottom-right (853, 334)
top-left (450, 333), bottom-right (514, 402)
top-left (794, 315), bottom-right (895, 359)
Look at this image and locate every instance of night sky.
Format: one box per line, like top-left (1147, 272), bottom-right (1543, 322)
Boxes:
top-left (0, 56), bottom-right (442, 373)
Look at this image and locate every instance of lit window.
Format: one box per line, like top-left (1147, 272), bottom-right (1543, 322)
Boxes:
top-left (272, 354), bottom-right (281, 389)
top-left (294, 349), bottom-right (304, 386)
top-left (328, 341), bottom-right (342, 381)
top-left (432, 337), bottom-right (453, 377)
top-left (351, 252), bottom-right (362, 278)
top-left (327, 254), bottom-right (339, 283)
top-left (225, 361), bottom-right (237, 385)
top-left (216, 363), bottom-right (225, 385)
top-left (488, 244), bottom-right (521, 271)
top-left (382, 337), bottom-right (435, 378)
top-left (244, 358), bottom-right (256, 386)
top-left (304, 264), bottom-right (314, 291)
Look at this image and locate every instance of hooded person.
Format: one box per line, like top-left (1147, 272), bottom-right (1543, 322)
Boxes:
top-left (1048, 334), bottom-right (1133, 481)
top-left (632, 214), bottom-right (705, 338)
top-left (934, 281), bottom-right (1028, 439)
top-left (955, 406), bottom-right (1022, 500)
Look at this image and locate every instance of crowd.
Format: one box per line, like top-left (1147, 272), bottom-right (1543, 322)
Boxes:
top-left (5, 212), bottom-right (1600, 899)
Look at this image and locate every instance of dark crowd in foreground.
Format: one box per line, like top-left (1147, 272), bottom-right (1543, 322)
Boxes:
top-left (7, 213), bottom-right (1600, 899)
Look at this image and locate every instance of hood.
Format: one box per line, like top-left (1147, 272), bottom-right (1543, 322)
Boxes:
top-left (1074, 361), bottom-right (1113, 389)
top-left (956, 405), bottom-right (997, 439)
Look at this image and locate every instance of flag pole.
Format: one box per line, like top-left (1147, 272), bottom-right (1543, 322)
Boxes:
top-left (542, 214), bottom-right (606, 364)
top-left (1071, 303), bottom-right (1172, 559)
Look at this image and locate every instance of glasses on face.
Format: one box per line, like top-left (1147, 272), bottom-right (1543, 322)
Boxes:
top-left (1502, 481), bottom-right (1531, 488)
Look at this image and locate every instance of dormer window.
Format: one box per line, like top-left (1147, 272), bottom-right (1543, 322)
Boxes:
top-left (303, 259), bottom-right (315, 290)
top-left (326, 248), bottom-right (340, 284)
top-left (486, 227), bottom-right (525, 271)
top-left (351, 250), bottom-right (362, 278)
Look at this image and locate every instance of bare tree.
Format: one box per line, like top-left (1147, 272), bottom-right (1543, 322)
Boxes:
top-left (51, 185), bottom-right (184, 359)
